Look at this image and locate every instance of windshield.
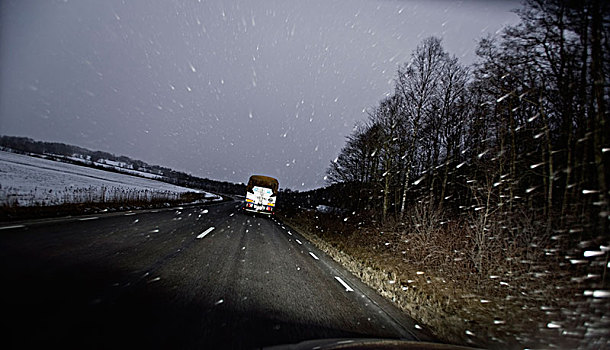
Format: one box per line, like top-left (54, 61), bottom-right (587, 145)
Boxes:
top-left (1, 1), bottom-right (608, 349)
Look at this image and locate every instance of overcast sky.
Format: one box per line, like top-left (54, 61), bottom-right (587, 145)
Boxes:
top-left (0, 0), bottom-right (520, 190)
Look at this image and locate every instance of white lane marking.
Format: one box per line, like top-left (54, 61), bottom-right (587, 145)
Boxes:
top-left (197, 226), bottom-right (215, 239)
top-left (309, 252), bottom-right (319, 260)
top-left (124, 212), bottom-right (136, 216)
top-left (336, 340), bottom-right (355, 345)
top-left (335, 276), bottom-right (354, 292)
top-left (295, 239), bottom-right (302, 245)
top-left (79, 217), bottom-right (99, 221)
top-left (0, 224), bottom-right (25, 230)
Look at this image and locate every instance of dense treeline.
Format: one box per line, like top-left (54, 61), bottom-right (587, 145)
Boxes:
top-left (324, 0), bottom-right (609, 236)
top-left (0, 135), bottom-right (246, 195)
top-left (0, 135), bottom-right (132, 165)
top-left (279, 183), bottom-right (354, 215)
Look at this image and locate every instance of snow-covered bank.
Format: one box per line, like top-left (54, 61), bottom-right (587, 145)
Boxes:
top-left (0, 151), bottom-right (221, 206)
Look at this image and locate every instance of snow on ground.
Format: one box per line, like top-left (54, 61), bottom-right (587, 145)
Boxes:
top-left (61, 155), bottom-right (165, 180)
top-left (0, 151), bottom-right (220, 206)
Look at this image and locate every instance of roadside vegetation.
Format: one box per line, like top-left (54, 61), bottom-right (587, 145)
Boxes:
top-left (282, 206), bottom-right (605, 349)
top-left (0, 185), bottom-right (186, 207)
top-left (0, 188), bottom-right (211, 222)
top-left (280, 1), bottom-right (609, 349)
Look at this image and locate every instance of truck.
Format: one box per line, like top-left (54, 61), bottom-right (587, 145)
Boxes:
top-left (243, 175), bottom-right (279, 215)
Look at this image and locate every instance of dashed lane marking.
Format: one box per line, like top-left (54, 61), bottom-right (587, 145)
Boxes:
top-left (197, 227), bottom-right (215, 239)
top-left (335, 276), bottom-right (354, 292)
top-left (309, 252), bottom-right (319, 260)
top-left (0, 224), bottom-right (25, 230)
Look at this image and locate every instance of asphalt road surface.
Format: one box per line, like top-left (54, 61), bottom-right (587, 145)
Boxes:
top-left (0, 199), bottom-right (434, 349)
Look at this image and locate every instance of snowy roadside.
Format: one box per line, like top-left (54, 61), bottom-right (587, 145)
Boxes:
top-left (0, 151), bottom-right (222, 215)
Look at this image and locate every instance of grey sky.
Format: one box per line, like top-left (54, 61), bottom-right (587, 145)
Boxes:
top-left (0, 0), bottom-right (520, 190)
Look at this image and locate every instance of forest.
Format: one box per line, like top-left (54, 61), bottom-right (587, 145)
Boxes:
top-left (321, 0), bottom-right (608, 237)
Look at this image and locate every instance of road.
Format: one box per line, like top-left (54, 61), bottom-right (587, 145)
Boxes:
top-left (0, 199), bottom-right (433, 349)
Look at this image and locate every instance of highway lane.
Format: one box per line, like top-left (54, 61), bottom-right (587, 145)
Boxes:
top-left (0, 199), bottom-right (433, 349)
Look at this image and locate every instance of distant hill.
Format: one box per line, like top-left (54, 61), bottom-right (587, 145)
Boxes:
top-left (0, 135), bottom-right (245, 195)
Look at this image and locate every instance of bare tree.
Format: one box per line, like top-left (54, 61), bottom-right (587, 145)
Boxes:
top-left (396, 37), bottom-right (448, 218)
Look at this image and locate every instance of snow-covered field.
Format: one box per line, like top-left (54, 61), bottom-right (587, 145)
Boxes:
top-left (59, 155), bottom-right (165, 180)
top-left (0, 151), bottom-right (219, 206)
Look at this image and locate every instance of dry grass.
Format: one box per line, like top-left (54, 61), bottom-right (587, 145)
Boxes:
top-left (280, 203), bottom-right (609, 350)
top-left (0, 191), bottom-right (212, 222)
top-left (0, 185), bottom-right (188, 207)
